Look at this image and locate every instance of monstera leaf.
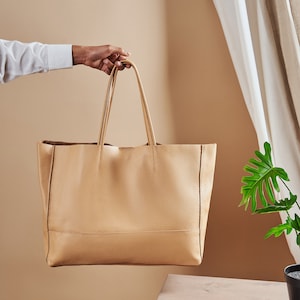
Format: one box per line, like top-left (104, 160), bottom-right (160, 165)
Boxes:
top-left (240, 142), bottom-right (290, 212)
top-left (240, 142), bottom-right (300, 246)
top-left (255, 193), bottom-right (297, 214)
top-left (265, 214), bottom-right (300, 246)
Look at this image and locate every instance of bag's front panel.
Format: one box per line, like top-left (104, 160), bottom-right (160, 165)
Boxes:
top-left (46, 144), bottom-right (202, 266)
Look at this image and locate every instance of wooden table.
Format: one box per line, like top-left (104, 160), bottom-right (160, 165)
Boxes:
top-left (157, 274), bottom-right (289, 299)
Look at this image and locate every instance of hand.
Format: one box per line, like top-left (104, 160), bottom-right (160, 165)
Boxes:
top-left (72, 45), bottom-right (131, 75)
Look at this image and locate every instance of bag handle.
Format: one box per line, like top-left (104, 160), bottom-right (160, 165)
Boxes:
top-left (98, 60), bottom-right (157, 146)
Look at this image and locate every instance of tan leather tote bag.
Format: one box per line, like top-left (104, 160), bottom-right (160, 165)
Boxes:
top-left (37, 61), bottom-right (217, 267)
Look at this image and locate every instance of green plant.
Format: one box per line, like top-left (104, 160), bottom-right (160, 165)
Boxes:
top-left (240, 142), bottom-right (300, 245)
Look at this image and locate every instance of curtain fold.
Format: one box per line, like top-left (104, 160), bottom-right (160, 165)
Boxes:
top-left (213, 0), bottom-right (300, 262)
top-left (267, 0), bottom-right (300, 128)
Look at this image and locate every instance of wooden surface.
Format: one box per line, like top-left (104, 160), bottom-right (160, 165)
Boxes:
top-left (157, 274), bottom-right (289, 299)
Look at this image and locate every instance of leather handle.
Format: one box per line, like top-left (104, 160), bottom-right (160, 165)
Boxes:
top-left (98, 60), bottom-right (157, 146)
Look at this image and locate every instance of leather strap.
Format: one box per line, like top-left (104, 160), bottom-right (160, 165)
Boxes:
top-left (98, 60), bottom-right (157, 146)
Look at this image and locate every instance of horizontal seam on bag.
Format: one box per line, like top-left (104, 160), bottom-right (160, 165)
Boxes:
top-left (48, 229), bottom-right (198, 236)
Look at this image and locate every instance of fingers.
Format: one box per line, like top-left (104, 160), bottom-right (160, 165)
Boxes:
top-left (107, 46), bottom-right (131, 68)
top-left (108, 46), bottom-right (130, 58)
top-left (108, 50), bottom-right (131, 70)
top-left (103, 49), bottom-right (131, 73)
top-left (74, 44), bottom-right (131, 74)
top-left (100, 58), bottom-right (115, 75)
top-left (107, 53), bottom-right (125, 71)
top-left (100, 59), bottom-right (127, 75)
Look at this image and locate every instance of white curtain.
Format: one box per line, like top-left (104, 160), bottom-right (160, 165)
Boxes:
top-left (213, 0), bottom-right (300, 262)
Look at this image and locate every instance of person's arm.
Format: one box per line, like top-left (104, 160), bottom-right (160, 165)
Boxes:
top-left (0, 39), bottom-right (72, 83)
top-left (0, 39), bottom-right (130, 83)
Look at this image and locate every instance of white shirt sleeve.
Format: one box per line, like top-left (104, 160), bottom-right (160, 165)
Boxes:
top-left (0, 39), bottom-right (73, 83)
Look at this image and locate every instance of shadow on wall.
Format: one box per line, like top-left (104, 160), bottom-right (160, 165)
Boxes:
top-left (163, 0), bottom-right (294, 281)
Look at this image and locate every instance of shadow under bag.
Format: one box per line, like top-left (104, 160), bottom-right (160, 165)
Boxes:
top-left (37, 60), bottom-right (217, 267)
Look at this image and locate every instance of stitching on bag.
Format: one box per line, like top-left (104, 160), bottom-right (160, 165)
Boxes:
top-left (198, 145), bottom-right (203, 259)
top-left (46, 146), bottom-right (56, 263)
top-left (48, 229), bottom-right (197, 236)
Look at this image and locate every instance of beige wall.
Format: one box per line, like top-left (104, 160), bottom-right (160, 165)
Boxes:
top-left (0, 1), bottom-right (294, 300)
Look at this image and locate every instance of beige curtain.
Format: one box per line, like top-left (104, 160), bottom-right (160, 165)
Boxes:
top-left (213, 0), bottom-right (300, 262)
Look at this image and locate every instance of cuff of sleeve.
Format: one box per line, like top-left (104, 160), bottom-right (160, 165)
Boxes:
top-left (46, 44), bottom-right (73, 70)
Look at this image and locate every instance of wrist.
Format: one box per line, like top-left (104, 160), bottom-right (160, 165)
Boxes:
top-left (72, 45), bottom-right (86, 65)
